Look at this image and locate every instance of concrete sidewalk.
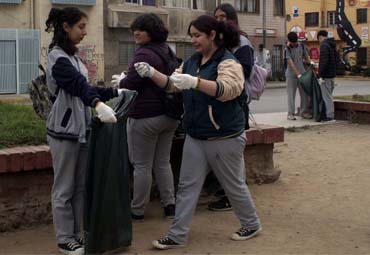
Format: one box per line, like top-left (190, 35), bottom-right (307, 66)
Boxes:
top-left (252, 111), bottom-right (342, 128)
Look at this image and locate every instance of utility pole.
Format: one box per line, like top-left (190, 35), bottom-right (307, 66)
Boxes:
top-left (262, 0), bottom-right (266, 49)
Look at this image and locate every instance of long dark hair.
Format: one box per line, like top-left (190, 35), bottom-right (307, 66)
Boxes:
top-left (45, 7), bottom-right (87, 55)
top-left (214, 3), bottom-right (248, 38)
top-left (214, 3), bottom-right (239, 26)
top-left (187, 15), bottom-right (240, 50)
top-left (130, 13), bottom-right (168, 43)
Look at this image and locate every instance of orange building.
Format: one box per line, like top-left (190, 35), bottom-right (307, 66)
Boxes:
top-left (285, 0), bottom-right (370, 68)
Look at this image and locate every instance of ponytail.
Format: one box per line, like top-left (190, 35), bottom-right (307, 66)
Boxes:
top-left (45, 7), bottom-right (87, 55)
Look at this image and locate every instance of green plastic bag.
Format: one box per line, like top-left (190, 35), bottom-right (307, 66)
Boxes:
top-left (299, 67), bottom-right (326, 121)
top-left (84, 90), bottom-right (137, 254)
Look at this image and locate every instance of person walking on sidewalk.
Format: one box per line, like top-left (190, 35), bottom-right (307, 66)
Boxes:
top-left (317, 30), bottom-right (337, 122)
top-left (111, 13), bottom-right (178, 221)
top-left (45, 7), bottom-right (121, 255)
top-left (207, 2), bottom-right (255, 212)
top-left (134, 15), bottom-right (261, 250)
top-left (285, 32), bottom-right (313, 120)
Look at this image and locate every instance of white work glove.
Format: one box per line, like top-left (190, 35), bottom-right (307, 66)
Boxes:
top-left (310, 61), bottom-right (315, 66)
top-left (111, 72), bottom-right (126, 88)
top-left (95, 102), bottom-right (117, 123)
top-left (297, 74), bottom-right (302, 79)
top-left (170, 73), bottom-right (198, 90)
top-left (318, 78), bottom-right (323, 85)
top-left (134, 62), bottom-right (155, 78)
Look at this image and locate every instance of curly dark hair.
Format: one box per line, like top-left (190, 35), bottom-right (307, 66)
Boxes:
top-left (130, 13), bottom-right (168, 43)
top-left (45, 7), bottom-right (87, 55)
top-left (187, 15), bottom-right (240, 50)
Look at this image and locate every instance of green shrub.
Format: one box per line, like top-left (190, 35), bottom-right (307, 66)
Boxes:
top-left (0, 102), bottom-right (46, 149)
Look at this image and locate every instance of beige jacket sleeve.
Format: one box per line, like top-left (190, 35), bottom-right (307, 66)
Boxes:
top-left (216, 59), bottom-right (244, 102)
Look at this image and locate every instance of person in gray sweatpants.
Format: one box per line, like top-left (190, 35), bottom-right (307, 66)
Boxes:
top-left (134, 15), bottom-right (262, 250)
top-left (45, 7), bottom-right (121, 255)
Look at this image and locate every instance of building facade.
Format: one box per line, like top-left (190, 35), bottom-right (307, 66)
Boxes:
top-left (0, 0), bottom-right (285, 94)
top-left (285, 0), bottom-right (370, 68)
top-left (0, 0), bottom-right (103, 94)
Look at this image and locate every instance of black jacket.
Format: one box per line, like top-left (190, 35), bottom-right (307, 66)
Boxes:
top-left (319, 38), bottom-right (337, 78)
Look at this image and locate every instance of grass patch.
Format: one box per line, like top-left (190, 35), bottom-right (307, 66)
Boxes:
top-left (335, 94), bottom-right (370, 102)
top-left (0, 102), bottom-right (46, 149)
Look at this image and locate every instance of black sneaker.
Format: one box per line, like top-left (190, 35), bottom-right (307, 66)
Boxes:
top-left (164, 204), bottom-right (175, 219)
top-left (75, 237), bottom-right (84, 246)
top-left (231, 227), bottom-right (262, 241)
top-left (208, 196), bottom-right (232, 211)
top-left (58, 241), bottom-right (84, 255)
top-left (214, 189), bottom-right (226, 198)
top-left (131, 213), bottom-right (144, 222)
top-left (321, 117), bottom-right (336, 123)
top-left (152, 237), bottom-right (185, 250)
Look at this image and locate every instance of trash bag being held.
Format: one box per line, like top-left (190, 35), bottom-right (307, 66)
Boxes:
top-left (298, 67), bottom-right (326, 122)
top-left (84, 90), bottom-right (137, 254)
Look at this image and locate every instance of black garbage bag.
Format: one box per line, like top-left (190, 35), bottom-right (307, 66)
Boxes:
top-left (299, 67), bottom-right (326, 121)
top-left (84, 90), bottom-right (137, 254)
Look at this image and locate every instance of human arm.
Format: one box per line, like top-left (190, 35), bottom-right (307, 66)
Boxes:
top-left (51, 57), bottom-right (118, 107)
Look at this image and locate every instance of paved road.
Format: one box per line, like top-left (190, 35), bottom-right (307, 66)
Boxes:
top-left (251, 80), bottom-right (370, 113)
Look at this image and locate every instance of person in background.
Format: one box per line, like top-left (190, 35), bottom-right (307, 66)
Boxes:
top-left (111, 13), bottom-right (178, 221)
top-left (207, 2), bottom-right (255, 212)
top-left (45, 7), bottom-right (121, 255)
top-left (134, 14), bottom-right (261, 250)
top-left (317, 29), bottom-right (337, 122)
top-left (285, 32), bottom-right (313, 120)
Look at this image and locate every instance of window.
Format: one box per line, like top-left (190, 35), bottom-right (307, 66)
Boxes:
top-left (0, 0), bottom-right (21, 3)
top-left (0, 29), bottom-right (40, 94)
top-left (327, 11), bottom-right (336, 27)
top-left (192, 0), bottom-right (204, 9)
top-left (125, 0), bottom-right (156, 6)
top-left (305, 12), bottom-right (319, 27)
top-left (119, 42), bottom-right (137, 66)
top-left (163, 0), bottom-right (189, 8)
top-left (273, 0), bottom-right (284, 16)
top-left (50, 0), bottom-right (96, 5)
top-left (357, 48), bottom-right (367, 66)
top-left (235, 0), bottom-right (259, 13)
top-left (357, 8), bottom-right (367, 24)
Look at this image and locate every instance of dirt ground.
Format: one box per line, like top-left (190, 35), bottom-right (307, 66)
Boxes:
top-left (1, 122), bottom-right (370, 255)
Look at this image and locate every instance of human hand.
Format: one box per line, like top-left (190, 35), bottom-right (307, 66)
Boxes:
top-left (134, 62), bottom-right (155, 78)
top-left (111, 72), bottom-right (126, 88)
top-left (318, 78), bottom-right (323, 85)
top-left (298, 74), bottom-right (302, 79)
top-left (170, 73), bottom-right (198, 90)
top-left (95, 102), bottom-right (117, 123)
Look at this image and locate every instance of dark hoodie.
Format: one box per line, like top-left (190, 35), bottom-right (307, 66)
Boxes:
top-left (319, 38), bottom-right (337, 79)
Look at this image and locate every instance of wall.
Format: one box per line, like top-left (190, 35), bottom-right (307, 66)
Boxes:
top-left (0, 0), bottom-right (105, 84)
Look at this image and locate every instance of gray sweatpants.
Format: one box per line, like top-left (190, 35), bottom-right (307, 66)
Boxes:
top-left (48, 136), bottom-right (87, 244)
top-left (321, 78), bottom-right (335, 119)
top-left (286, 76), bottom-right (310, 115)
top-left (167, 134), bottom-right (261, 244)
top-left (127, 115), bottom-right (178, 215)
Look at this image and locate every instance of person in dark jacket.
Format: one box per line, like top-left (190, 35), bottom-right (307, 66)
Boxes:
top-left (45, 7), bottom-right (121, 255)
top-left (135, 15), bottom-right (261, 250)
top-left (318, 29), bottom-right (337, 122)
top-left (111, 13), bottom-right (178, 221)
top-left (207, 2), bottom-right (255, 212)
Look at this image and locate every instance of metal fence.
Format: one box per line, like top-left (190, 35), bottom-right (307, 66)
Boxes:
top-left (271, 45), bottom-right (285, 81)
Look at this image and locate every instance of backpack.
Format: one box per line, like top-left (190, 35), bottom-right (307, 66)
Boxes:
top-left (245, 64), bottom-right (268, 102)
top-left (142, 45), bottom-right (184, 120)
top-left (27, 64), bottom-right (56, 120)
